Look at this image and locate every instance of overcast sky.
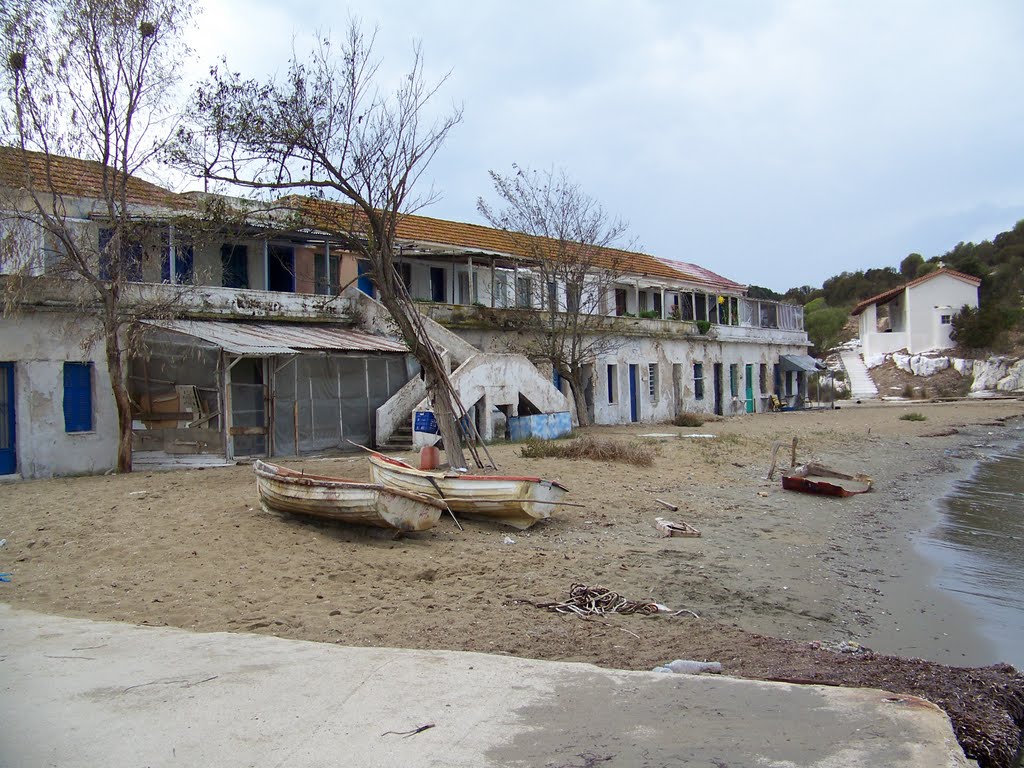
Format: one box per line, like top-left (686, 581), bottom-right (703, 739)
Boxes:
top-left (183, 1), bottom-right (1024, 293)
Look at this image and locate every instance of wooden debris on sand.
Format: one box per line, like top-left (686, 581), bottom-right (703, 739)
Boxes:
top-left (653, 516), bottom-right (701, 538)
top-left (533, 584), bottom-right (669, 616)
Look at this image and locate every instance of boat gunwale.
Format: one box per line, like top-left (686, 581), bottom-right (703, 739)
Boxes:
top-left (367, 453), bottom-right (569, 491)
top-left (254, 460), bottom-right (448, 509)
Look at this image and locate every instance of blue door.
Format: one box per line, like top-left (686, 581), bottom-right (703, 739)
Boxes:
top-left (0, 363), bottom-right (15, 475)
top-left (357, 260), bottom-right (374, 297)
top-left (628, 364), bottom-right (638, 422)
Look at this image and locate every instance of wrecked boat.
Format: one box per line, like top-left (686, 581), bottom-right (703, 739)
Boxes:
top-left (782, 463), bottom-right (873, 497)
top-left (367, 452), bottom-right (568, 530)
top-left (253, 460), bottom-right (446, 532)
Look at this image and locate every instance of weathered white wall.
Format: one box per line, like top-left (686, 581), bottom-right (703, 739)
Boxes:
top-left (906, 274), bottom-right (978, 353)
top-left (455, 326), bottom-right (807, 423)
top-left (1, 312), bottom-right (119, 478)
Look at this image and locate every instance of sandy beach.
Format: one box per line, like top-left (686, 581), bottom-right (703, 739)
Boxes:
top-left (4, 398), bottom-right (1024, 764)
top-left (1, 398), bottom-right (1021, 668)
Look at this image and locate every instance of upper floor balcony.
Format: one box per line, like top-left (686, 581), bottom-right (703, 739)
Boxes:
top-left (414, 296), bottom-right (807, 346)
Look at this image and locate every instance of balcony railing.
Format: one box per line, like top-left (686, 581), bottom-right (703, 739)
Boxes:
top-left (416, 298), bottom-right (806, 341)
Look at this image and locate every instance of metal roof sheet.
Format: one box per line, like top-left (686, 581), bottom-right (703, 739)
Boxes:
top-left (780, 354), bottom-right (824, 373)
top-left (145, 320), bottom-right (408, 355)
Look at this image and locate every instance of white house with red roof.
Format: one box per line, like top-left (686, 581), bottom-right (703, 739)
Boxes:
top-left (851, 268), bottom-right (982, 362)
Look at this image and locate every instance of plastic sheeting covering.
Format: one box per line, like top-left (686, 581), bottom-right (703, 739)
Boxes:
top-left (273, 353), bottom-right (411, 456)
top-left (738, 299), bottom-right (804, 331)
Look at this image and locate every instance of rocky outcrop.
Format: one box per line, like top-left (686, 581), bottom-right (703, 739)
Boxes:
top-left (885, 351), bottom-right (1024, 394)
top-left (892, 353), bottom-right (951, 377)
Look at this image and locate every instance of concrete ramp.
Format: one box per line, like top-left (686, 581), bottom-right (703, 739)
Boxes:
top-left (0, 606), bottom-right (970, 767)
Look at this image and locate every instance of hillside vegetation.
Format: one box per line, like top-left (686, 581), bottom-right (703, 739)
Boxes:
top-left (751, 219), bottom-right (1024, 355)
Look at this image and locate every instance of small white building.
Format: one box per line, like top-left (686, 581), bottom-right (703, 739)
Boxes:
top-left (851, 269), bottom-right (981, 361)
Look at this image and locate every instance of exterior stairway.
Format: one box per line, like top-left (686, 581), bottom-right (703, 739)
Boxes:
top-left (840, 348), bottom-right (879, 400)
top-left (345, 287), bottom-right (571, 448)
top-left (377, 423), bottom-right (414, 452)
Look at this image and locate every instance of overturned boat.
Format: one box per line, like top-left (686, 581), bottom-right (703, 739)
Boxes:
top-left (253, 459), bottom-right (446, 532)
top-left (367, 452), bottom-right (569, 530)
top-left (782, 463), bottom-right (873, 497)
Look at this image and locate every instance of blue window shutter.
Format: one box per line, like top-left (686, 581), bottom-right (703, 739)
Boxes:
top-left (63, 362), bottom-right (93, 432)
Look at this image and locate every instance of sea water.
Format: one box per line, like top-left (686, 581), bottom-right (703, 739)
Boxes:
top-left (920, 435), bottom-right (1024, 670)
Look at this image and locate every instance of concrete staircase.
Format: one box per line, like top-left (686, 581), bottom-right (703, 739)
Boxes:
top-left (345, 287), bottom-right (570, 448)
top-left (840, 348), bottom-right (879, 399)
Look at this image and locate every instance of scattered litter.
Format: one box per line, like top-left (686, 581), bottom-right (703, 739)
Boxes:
top-left (653, 517), bottom-right (701, 538)
top-left (757, 491), bottom-right (769, 497)
top-left (128, 491), bottom-right (147, 496)
top-left (638, 433), bottom-right (677, 440)
top-left (0, 574), bottom-right (11, 583)
top-left (381, 723), bottom-right (435, 738)
top-left (515, 584), bottom-right (682, 618)
top-left (658, 659), bottom-right (722, 675)
top-left (0, 538), bottom-right (6, 548)
top-left (679, 434), bottom-right (716, 439)
top-left (808, 639), bottom-right (870, 655)
top-left (654, 498), bottom-right (679, 512)
top-left (502, 535), bottom-right (516, 545)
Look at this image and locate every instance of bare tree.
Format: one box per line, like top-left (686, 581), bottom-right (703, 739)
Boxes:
top-left (1, 0), bottom-right (196, 472)
top-left (478, 166), bottom-right (631, 426)
top-left (173, 22), bottom-right (469, 467)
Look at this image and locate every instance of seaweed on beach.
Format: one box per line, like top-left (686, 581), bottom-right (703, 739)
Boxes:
top-left (731, 635), bottom-right (1024, 768)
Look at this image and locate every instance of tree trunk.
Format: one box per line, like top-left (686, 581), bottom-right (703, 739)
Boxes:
top-left (567, 370), bottom-right (590, 428)
top-left (374, 286), bottom-right (467, 469)
top-left (423, 364), bottom-right (467, 469)
top-left (103, 318), bottom-right (133, 474)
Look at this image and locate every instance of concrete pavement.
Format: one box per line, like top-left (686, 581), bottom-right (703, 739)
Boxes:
top-left (0, 605), bottom-right (971, 767)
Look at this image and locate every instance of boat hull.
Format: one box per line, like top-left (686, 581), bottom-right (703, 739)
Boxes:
top-left (782, 463), bottom-right (873, 497)
top-left (367, 453), bottom-right (567, 529)
top-left (254, 460), bottom-right (444, 531)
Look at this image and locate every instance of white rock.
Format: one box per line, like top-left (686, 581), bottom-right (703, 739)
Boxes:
top-left (996, 360), bottom-right (1024, 392)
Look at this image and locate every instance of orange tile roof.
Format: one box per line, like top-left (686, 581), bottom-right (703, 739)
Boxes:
top-left (286, 196), bottom-right (705, 285)
top-left (0, 145), bottom-right (182, 208)
top-left (851, 268), bottom-right (982, 316)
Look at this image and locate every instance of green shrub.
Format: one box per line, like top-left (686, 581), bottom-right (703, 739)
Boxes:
top-left (695, 320), bottom-right (711, 335)
top-left (950, 304), bottom-right (1019, 350)
top-left (899, 412), bottom-right (927, 422)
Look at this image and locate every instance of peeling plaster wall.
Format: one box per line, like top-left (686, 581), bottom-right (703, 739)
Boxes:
top-left (1, 312), bottom-right (119, 478)
top-left (455, 327), bottom-right (807, 423)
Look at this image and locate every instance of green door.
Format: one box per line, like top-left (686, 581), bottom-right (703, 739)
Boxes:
top-left (744, 364), bottom-right (755, 413)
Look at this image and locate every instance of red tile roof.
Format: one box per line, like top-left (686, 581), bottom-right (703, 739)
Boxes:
top-left (0, 145), bottom-right (182, 208)
top-left (287, 196), bottom-right (709, 285)
top-left (851, 268), bottom-right (982, 316)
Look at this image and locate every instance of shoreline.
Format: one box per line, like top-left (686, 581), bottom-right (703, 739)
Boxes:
top-left (839, 411), bottom-right (1020, 666)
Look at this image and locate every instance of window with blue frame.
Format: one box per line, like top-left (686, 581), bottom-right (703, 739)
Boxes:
top-left (63, 362), bottom-right (93, 432)
top-left (98, 228), bottom-right (143, 281)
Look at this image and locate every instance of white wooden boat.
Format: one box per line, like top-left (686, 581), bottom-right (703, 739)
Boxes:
top-left (367, 452), bottom-right (569, 530)
top-left (253, 460), bottom-right (445, 532)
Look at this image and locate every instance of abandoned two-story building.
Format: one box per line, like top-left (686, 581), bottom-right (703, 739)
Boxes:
top-left (1, 148), bottom-right (811, 478)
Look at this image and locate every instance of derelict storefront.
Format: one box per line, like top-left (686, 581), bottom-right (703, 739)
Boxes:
top-left (137, 320), bottom-right (412, 460)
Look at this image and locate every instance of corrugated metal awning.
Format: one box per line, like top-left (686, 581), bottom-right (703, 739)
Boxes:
top-left (780, 354), bottom-right (824, 373)
top-left (144, 319), bottom-right (408, 355)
